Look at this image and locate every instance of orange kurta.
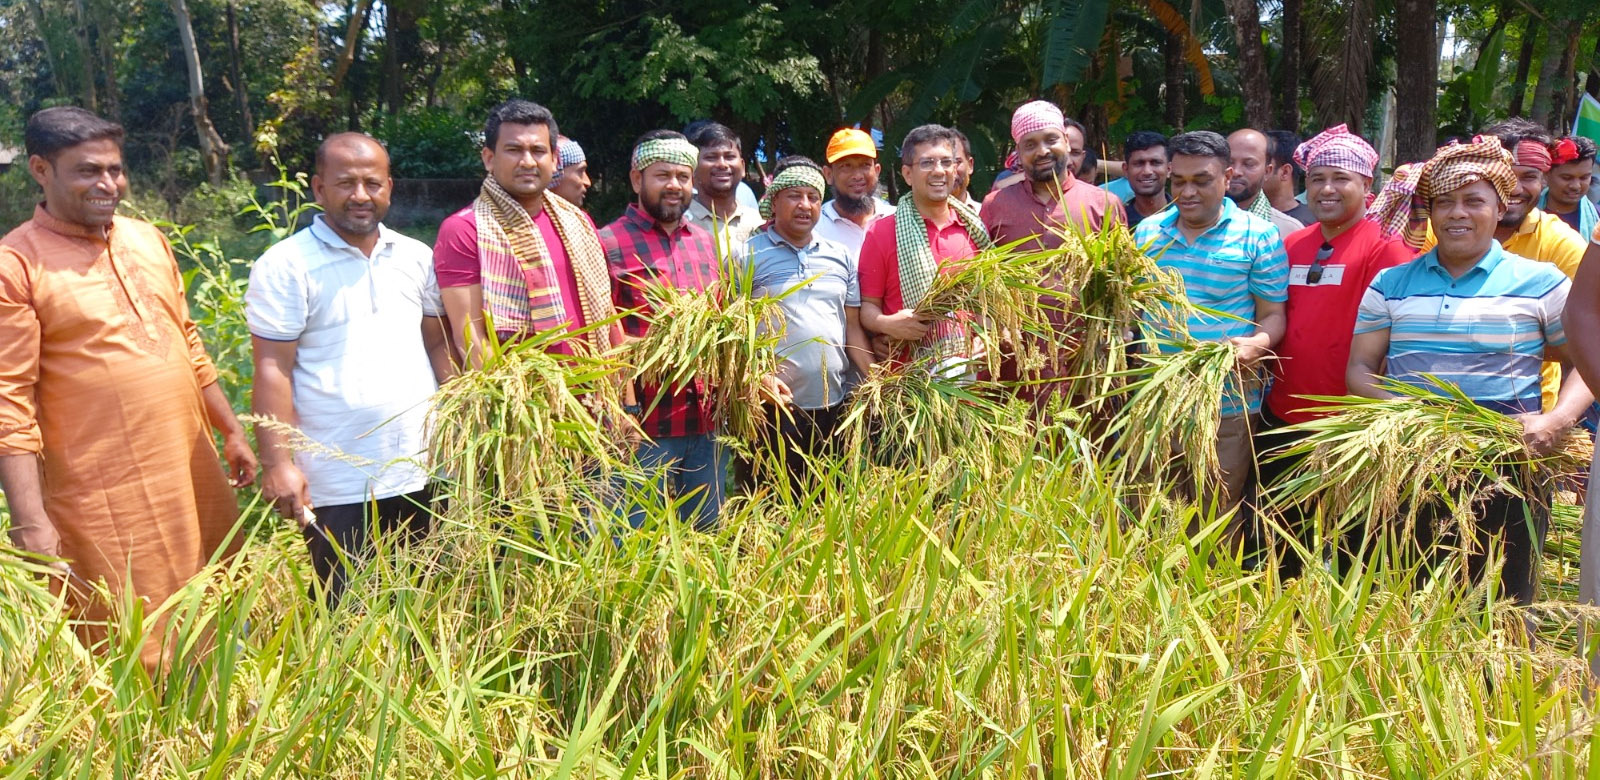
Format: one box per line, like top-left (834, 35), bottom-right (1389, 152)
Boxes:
top-left (0, 205), bottom-right (239, 669)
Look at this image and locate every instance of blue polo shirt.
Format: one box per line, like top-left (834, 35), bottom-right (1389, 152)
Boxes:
top-left (739, 227), bottom-right (859, 409)
top-left (1135, 197), bottom-right (1289, 416)
top-left (1354, 241), bottom-right (1570, 414)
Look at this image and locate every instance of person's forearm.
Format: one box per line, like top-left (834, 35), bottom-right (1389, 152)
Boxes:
top-left (251, 372), bottom-right (299, 468)
top-left (1255, 310), bottom-right (1286, 349)
top-left (422, 316), bottom-right (456, 384)
top-left (859, 302), bottom-right (885, 335)
top-left (1345, 363), bottom-right (1392, 399)
top-left (0, 453), bottom-right (55, 555)
top-left (201, 381), bottom-right (246, 440)
top-left (845, 308), bottom-right (874, 372)
top-left (1550, 367), bottom-right (1595, 427)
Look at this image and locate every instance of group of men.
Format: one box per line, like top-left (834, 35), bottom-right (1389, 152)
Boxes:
top-left (8, 95), bottom-right (1600, 668)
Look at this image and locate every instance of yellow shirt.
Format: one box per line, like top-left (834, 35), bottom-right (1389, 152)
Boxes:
top-left (1423, 209), bottom-right (1585, 409)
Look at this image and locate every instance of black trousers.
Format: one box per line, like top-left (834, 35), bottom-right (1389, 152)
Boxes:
top-left (1254, 406), bottom-right (1326, 579)
top-left (734, 404), bottom-right (846, 495)
top-left (303, 485), bottom-right (438, 605)
top-left (1410, 486), bottom-right (1548, 608)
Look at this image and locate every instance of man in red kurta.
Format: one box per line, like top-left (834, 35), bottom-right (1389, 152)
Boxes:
top-left (0, 107), bottom-right (256, 671)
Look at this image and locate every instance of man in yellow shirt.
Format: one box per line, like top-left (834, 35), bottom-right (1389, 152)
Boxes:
top-left (1421, 121), bottom-right (1586, 409)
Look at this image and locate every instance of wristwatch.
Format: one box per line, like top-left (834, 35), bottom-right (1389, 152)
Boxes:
top-left (624, 403), bottom-right (643, 417)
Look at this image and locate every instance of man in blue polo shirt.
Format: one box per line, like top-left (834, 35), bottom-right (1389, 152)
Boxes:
top-left (1135, 130), bottom-right (1289, 522)
top-left (738, 156), bottom-right (874, 490)
top-left (1349, 135), bottom-right (1593, 610)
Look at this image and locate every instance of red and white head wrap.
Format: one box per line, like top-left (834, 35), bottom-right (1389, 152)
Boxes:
top-left (1511, 139), bottom-right (1552, 171)
top-left (1293, 124), bottom-right (1379, 179)
top-left (1010, 100), bottom-right (1066, 145)
top-left (1553, 137), bottom-right (1582, 166)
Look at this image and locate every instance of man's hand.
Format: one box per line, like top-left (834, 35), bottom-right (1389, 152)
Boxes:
top-left (1517, 412), bottom-right (1574, 457)
top-left (1228, 335), bottom-right (1273, 369)
top-left (759, 375), bottom-right (794, 407)
top-left (261, 461), bottom-right (312, 522)
top-left (876, 309), bottom-right (933, 342)
top-left (223, 432), bottom-right (258, 488)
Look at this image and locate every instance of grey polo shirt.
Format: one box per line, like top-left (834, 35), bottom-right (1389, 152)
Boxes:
top-left (739, 227), bottom-right (859, 409)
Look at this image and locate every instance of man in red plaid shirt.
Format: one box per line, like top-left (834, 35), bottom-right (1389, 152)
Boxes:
top-left (599, 129), bottom-right (726, 530)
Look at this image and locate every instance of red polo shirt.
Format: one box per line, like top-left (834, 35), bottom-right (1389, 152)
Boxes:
top-left (1267, 218), bottom-right (1416, 423)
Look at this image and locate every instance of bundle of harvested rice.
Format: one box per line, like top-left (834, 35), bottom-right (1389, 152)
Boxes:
top-left (839, 359), bottom-right (1025, 467)
top-left (1100, 339), bottom-right (1242, 491)
top-left (911, 242), bottom-right (1065, 377)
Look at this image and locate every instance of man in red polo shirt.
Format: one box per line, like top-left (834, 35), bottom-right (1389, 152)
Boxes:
top-left (858, 124), bottom-right (993, 370)
top-left (1257, 124), bottom-right (1415, 577)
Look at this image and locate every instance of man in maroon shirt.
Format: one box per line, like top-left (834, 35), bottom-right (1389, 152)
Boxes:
top-left (980, 100), bottom-right (1126, 246)
top-left (598, 130), bottom-right (726, 530)
top-left (1257, 124), bottom-right (1415, 577)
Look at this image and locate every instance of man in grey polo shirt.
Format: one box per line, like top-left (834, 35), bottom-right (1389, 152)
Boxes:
top-left (247, 133), bottom-right (454, 604)
top-left (739, 156), bottom-right (874, 489)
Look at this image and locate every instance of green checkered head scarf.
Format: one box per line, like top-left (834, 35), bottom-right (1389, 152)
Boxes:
top-left (631, 137), bottom-right (698, 171)
top-left (758, 165), bottom-right (826, 220)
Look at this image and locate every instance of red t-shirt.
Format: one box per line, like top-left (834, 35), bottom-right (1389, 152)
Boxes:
top-left (1267, 218), bottom-right (1416, 423)
top-left (857, 212), bottom-right (980, 314)
top-left (433, 204), bottom-right (590, 353)
top-left (979, 175), bottom-right (1126, 250)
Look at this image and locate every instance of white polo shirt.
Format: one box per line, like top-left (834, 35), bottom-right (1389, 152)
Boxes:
top-left (245, 216), bottom-right (444, 506)
top-left (812, 198), bottom-right (896, 261)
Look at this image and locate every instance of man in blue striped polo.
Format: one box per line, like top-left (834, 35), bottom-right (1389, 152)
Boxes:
top-left (1348, 135), bottom-right (1593, 609)
top-left (1134, 130), bottom-right (1289, 520)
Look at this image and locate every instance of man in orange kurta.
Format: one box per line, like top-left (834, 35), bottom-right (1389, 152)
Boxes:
top-left (0, 107), bottom-right (257, 671)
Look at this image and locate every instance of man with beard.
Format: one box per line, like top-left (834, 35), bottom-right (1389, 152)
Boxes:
top-left (859, 124), bottom-right (993, 367)
top-left (1254, 125), bottom-right (1414, 578)
top-left (0, 107), bottom-right (256, 670)
top-left (981, 100), bottom-right (1126, 244)
top-left (1122, 131), bottom-right (1170, 226)
top-left (248, 133), bottom-right (453, 604)
top-left (1265, 130), bottom-right (1315, 225)
top-left (684, 122), bottom-right (761, 258)
top-left (550, 136), bottom-right (592, 209)
top-left (433, 100), bottom-right (622, 367)
top-left (1135, 130), bottom-right (1288, 521)
top-left (1350, 136), bottom-right (1590, 615)
top-left (1541, 135), bottom-right (1598, 239)
top-left (737, 156), bottom-right (871, 489)
top-left (814, 128), bottom-right (896, 260)
top-left (1226, 128), bottom-right (1304, 239)
top-left (600, 130), bottom-right (726, 530)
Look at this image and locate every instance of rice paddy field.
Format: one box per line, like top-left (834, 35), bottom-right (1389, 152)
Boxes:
top-left (4, 215), bottom-right (1600, 778)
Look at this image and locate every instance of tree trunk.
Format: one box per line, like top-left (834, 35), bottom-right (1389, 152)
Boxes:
top-left (1392, 0), bottom-right (1437, 163)
top-left (1163, 31), bottom-right (1186, 130)
top-left (69, 0), bottom-right (99, 111)
top-left (1510, 19), bottom-right (1537, 116)
top-left (381, 0), bottom-right (419, 114)
top-left (1223, 0), bottom-right (1273, 128)
top-left (1277, 0), bottom-right (1301, 130)
top-left (1530, 20), bottom-right (1565, 127)
top-left (862, 27), bottom-right (884, 131)
top-left (331, 0), bottom-right (374, 93)
top-left (21, 0), bottom-right (71, 100)
top-left (1555, 27), bottom-right (1580, 130)
top-left (1588, 32), bottom-right (1600, 100)
top-left (169, 0), bottom-right (229, 184)
top-left (225, 0), bottom-right (255, 145)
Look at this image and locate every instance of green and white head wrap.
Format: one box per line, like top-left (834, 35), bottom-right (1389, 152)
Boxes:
top-left (757, 165), bottom-right (826, 220)
top-left (631, 137), bottom-right (699, 172)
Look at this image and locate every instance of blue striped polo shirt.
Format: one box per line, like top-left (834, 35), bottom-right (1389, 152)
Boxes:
top-left (1135, 197), bottom-right (1289, 416)
top-left (1353, 241), bottom-right (1570, 414)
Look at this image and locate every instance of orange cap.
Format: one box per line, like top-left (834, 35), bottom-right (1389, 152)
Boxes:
top-left (825, 128), bottom-right (877, 163)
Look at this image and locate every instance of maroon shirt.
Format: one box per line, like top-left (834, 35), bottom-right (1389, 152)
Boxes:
top-left (598, 204), bottom-right (720, 438)
top-left (979, 175), bottom-right (1126, 249)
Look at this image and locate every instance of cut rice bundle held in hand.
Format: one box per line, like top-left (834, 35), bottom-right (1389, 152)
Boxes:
top-left (911, 243), bottom-right (1064, 377)
top-left (1261, 377), bottom-right (1594, 541)
top-left (1100, 339), bottom-right (1240, 493)
top-left (839, 359), bottom-right (1025, 469)
top-left (429, 325), bottom-right (631, 517)
top-left (624, 274), bottom-right (786, 441)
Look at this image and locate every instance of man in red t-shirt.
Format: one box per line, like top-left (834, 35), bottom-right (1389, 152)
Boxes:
top-left (1256, 124), bottom-right (1415, 577)
top-left (858, 124), bottom-right (992, 368)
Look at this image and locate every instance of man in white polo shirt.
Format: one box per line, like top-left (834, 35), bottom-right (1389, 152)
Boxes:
top-left (246, 133), bottom-right (453, 604)
top-left (813, 128), bottom-right (896, 260)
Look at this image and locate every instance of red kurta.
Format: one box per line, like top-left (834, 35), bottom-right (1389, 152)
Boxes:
top-left (0, 206), bottom-right (240, 669)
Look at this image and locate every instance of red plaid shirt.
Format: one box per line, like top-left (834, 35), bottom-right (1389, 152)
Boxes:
top-left (599, 204), bottom-right (721, 438)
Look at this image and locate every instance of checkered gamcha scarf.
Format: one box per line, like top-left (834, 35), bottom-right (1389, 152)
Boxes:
top-left (1366, 136), bottom-right (1515, 250)
top-left (473, 176), bottom-right (617, 354)
top-left (894, 192), bottom-right (993, 361)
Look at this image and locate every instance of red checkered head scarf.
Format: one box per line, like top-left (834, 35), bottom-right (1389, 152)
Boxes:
top-left (1293, 124), bottom-right (1378, 179)
top-left (1010, 100), bottom-right (1065, 145)
top-left (1512, 139), bottom-right (1552, 171)
top-left (1367, 135), bottom-right (1515, 249)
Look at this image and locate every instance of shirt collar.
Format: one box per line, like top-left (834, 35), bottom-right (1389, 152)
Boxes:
top-left (31, 203), bottom-right (114, 241)
top-left (1514, 208), bottom-right (1543, 236)
top-left (309, 214), bottom-right (395, 257)
top-left (1421, 239), bottom-right (1504, 277)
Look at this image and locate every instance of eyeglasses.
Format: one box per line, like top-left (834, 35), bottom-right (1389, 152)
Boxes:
top-left (914, 157), bottom-right (960, 172)
top-left (1307, 243), bottom-right (1333, 284)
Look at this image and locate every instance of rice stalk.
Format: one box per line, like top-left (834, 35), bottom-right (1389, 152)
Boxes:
top-left (1261, 376), bottom-right (1593, 543)
top-left (429, 324), bottom-right (629, 519)
top-left (1100, 339), bottom-right (1241, 491)
top-left (912, 241), bottom-right (1064, 378)
top-left (625, 268), bottom-right (786, 441)
top-left (838, 359), bottom-right (1027, 471)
